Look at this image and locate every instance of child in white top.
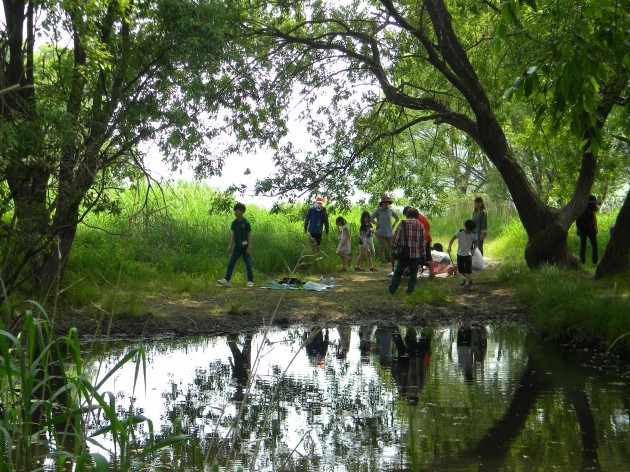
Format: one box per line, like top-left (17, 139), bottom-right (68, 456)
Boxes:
top-left (447, 220), bottom-right (478, 290)
top-left (335, 216), bottom-right (352, 272)
top-left (355, 211), bottom-right (377, 272)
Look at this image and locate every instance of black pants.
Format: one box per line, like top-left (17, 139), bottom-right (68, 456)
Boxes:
top-left (579, 232), bottom-right (598, 265)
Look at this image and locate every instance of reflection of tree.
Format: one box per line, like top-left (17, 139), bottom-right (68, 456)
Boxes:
top-left (433, 333), bottom-right (607, 471)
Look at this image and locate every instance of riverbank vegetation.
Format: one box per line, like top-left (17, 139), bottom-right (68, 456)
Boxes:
top-left (57, 183), bottom-right (628, 354)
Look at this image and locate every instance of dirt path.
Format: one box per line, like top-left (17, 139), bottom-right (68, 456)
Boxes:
top-left (53, 259), bottom-right (528, 340)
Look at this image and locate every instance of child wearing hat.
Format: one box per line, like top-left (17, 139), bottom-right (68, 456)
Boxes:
top-left (371, 195), bottom-right (400, 274)
top-left (304, 195), bottom-right (329, 252)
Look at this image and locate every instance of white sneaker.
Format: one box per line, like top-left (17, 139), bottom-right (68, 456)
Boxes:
top-left (247, 281), bottom-right (254, 288)
top-left (217, 278), bottom-right (230, 287)
top-left (387, 271), bottom-right (394, 277)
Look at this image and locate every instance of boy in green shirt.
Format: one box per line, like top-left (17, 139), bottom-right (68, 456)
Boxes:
top-left (217, 203), bottom-right (254, 288)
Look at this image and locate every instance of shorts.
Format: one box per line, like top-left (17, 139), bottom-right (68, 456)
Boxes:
top-left (457, 255), bottom-right (472, 274)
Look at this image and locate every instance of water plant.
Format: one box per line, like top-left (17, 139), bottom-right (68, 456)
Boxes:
top-left (0, 297), bottom-right (195, 471)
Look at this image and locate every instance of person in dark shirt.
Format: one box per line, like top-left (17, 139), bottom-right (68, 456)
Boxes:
top-left (576, 195), bottom-right (598, 265)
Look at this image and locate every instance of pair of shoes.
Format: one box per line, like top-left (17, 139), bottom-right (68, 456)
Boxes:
top-left (217, 278), bottom-right (231, 287)
top-left (369, 267), bottom-right (378, 272)
top-left (354, 266), bottom-right (364, 271)
top-left (247, 281), bottom-right (254, 288)
top-left (464, 284), bottom-right (472, 292)
top-left (428, 273), bottom-right (436, 279)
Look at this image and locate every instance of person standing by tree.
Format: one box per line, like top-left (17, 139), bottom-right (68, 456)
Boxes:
top-left (576, 195), bottom-right (599, 265)
top-left (472, 197), bottom-right (488, 256)
top-left (371, 195), bottom-right (400, 275)
top-left (217, 203), bottom-right (254, 288)
top-left (304, 195), bottom-right (330, 252)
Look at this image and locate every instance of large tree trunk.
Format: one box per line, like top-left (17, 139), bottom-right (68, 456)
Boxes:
top-left (595, 189), bottom-right (630, 278)
top-left (422, 1), bottom-right (588, 268)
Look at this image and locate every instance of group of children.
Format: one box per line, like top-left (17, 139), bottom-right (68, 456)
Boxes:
top-left (217, 196), bottom-right (483, 291)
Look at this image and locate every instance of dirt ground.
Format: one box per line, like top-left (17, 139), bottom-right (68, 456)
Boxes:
top-left (53, 259), bottom-right (529, 341)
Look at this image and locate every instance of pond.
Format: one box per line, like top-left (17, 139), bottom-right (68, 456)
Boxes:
top-left (83, 322), bottom-right (630, 471)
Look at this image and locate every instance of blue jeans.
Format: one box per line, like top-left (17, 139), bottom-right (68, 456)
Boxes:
top-left (225, 246), bottom-right (253, 282)
top-left (389, 258), bottom-right (421, 294)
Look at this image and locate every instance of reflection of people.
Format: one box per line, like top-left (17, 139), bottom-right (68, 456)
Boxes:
top-left (371, 195), bottom-right (400, 273)
top-left (359, 325), bottom-right (373, 358)
top-left (304, 329), bottom-right (329, 365)
top-left (472, 197), bottom-right (488, 255)
top-left (390, 328), bottom-right (431, 405)
top-left (447, 220), bottom-right (478, 291)
top-left (374, 327), bottom-right (394, 366)
top-left (217, 202), bottom-right (253, 288)
top-left (389, 208), bottom-right (425, 295)
top-left (304, 195), bottom-right (329, 252)
top-left (227, 334), bottom-right (252, 401)
top-left (336, 326), bottom-right (352, 359)
top-left (576, 195), bottom-right (598, 265)
top-left (456, 322), bottom-right (487, 382)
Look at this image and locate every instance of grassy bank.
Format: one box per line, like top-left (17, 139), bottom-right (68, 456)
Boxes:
top-left (60, 182), bottom-right (630, 354)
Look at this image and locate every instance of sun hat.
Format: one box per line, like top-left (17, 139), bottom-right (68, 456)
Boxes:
top-left (315, 195), bottom-right (325, 204)
top-left (380, 194), bottom-right (392, 204)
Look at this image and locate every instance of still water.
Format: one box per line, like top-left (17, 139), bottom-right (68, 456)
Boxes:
top-left (86, 323), bottom-right (630, 471)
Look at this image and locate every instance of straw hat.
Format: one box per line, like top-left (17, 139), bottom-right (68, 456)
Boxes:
top-left (380, 194), bottom-right (392, 204)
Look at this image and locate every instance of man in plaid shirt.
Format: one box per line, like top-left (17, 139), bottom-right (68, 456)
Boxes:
top-left (389, 207), bottom-right (426, 294)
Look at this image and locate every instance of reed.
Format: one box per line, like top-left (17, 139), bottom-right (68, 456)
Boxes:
top-left (0, 296), bottom-right (195, 470)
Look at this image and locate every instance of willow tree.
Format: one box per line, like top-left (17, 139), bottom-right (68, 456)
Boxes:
top-left (235, 0), bottom-right (629, 270)
top-left (0, 0), bottom-right (244, 299)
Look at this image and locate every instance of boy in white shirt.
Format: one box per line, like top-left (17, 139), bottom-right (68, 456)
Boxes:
top-left (447, 220), bottom-right (478, 291)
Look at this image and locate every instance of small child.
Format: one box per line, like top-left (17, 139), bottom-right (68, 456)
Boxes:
top-left (431, 242), bottom-right (452, 275)
top-left (335, 216), bottom-right (352, 272)
top-left (447, 220), bottom-right (478, 291)
top-left (355, 211), bottom-right (377, 272)
top-left (217, 202), bottom-right (254, 288)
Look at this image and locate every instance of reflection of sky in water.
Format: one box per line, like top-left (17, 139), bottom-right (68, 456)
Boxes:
top-left (83, 324), bottom-right (630, 471)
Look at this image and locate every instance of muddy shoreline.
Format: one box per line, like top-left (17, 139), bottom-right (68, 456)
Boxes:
top-left (52, 261), bottom-right (530, 341)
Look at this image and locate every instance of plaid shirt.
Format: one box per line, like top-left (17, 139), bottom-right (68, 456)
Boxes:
top-left (392, 218), bottom-right (425, 259)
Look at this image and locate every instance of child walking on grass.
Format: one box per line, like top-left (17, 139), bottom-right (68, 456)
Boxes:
top-left (217, 202), bottom-right (254, 288)
top-left (355, 211), bottom-right (377, 272)
top-left (447, 219), bottom-right (478, 291)
top-left (335, 216), bottom-right (352, 272)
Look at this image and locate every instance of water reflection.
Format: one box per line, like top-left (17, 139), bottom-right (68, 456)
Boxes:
top-left (85, 324), bottom-right (630, 471)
